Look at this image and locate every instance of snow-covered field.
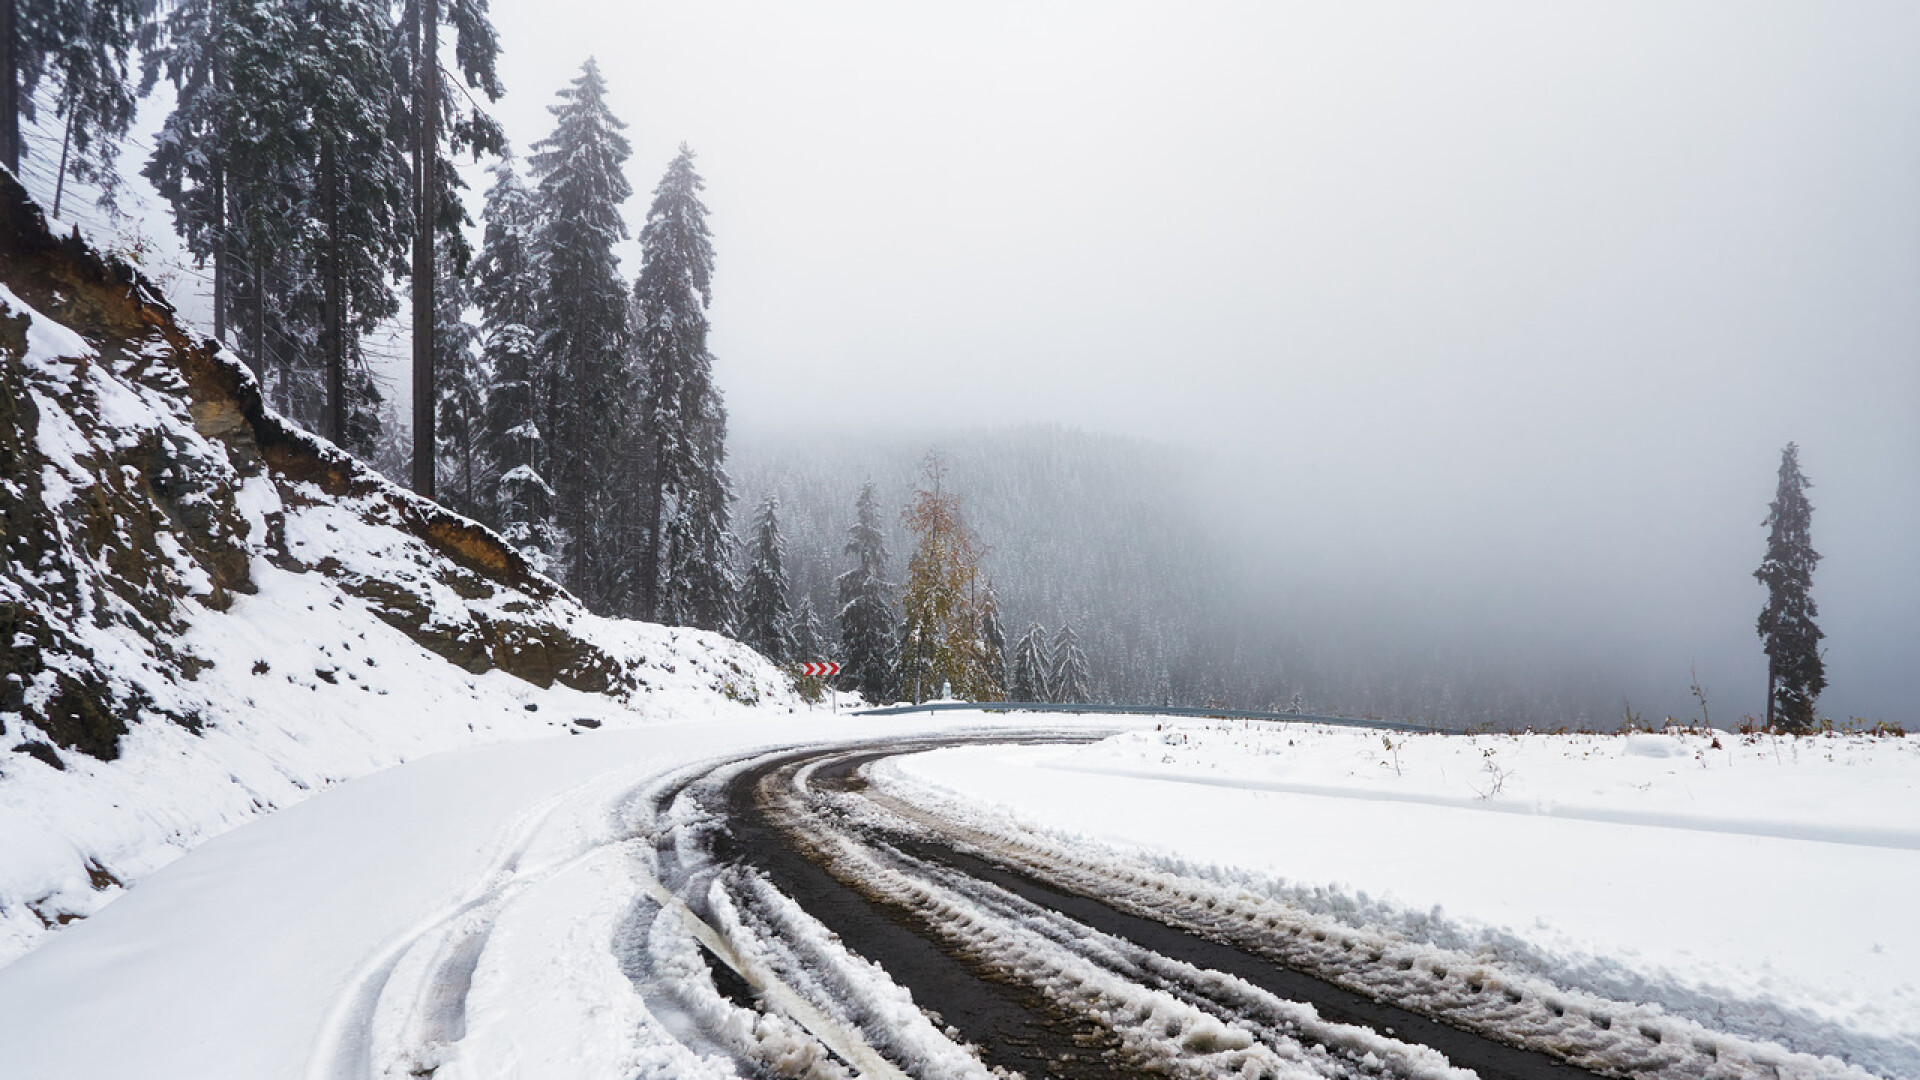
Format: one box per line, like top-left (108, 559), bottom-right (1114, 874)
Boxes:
top-left (887, 721), bottom-right (1920, 1078)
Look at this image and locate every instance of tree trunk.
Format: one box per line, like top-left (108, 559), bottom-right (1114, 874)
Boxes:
top-left (322, 143), bottom-right (344, 445)
top-left (639, 445), bottom-right (664, 622)
top-left (0, 0), bottom-right (16, 175)
top-left (410, 0), bottom-right (438, 497)
top-left (52, 100), bottom-right (72, 217)
top-left (252, 257), bottom-right (266, 381)
top-left (212, 168), bottom-right (227, 344)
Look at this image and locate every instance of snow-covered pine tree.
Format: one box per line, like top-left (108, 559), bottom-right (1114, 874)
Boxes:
top-left (1010, 622), bottom-right (1050, 702)
top-left (1050, 622), bottom-right (1093, 704)
top-left (391, 0), bottom-right (505, 495)
top-left (897, 454), bottom-right (997, 702)
top-left (300, 0), bottom-right (409, 455)
top-left (433, 245), bottom-right (485, 516)
top-left (155, 0), bottom-right (308, 384)
top-left (661, 381), bottom-right (737, 632)
top-left (12, 0), bottom-right (143, 212)
top-left (634, 145), bottom-right (733, 629)
top-left (792, 597), bottom-right (826, 665)
top-left (528, 59), bottom-right (632, 604)
top-left (143, 0), bottom-right (257, 346)
top-left (837, 482), bottom-right (899, 703)
top-left (1754, 442), bottom-right (1825, 732)
top-left (980, 584), bottom-right (1008, 698)
top-left (148, 0), bottom-right (404, 453)
top-left (473, 159), bottom-right (559, 571)
top-left (739, 496), bottom-right (795, 663)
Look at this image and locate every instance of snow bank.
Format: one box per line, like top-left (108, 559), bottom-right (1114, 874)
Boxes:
top-left (887, 721), bottom-right (1920, 1078)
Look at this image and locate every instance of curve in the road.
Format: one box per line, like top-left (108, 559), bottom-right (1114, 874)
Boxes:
top-left (700, 737), bottom-right (1611, 1080)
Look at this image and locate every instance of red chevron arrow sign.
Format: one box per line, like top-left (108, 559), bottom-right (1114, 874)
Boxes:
top-left (799, 662), bottom-right (840, 678)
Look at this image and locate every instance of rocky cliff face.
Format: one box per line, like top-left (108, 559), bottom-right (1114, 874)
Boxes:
top-left (0, 170), bottom-right (739, 770)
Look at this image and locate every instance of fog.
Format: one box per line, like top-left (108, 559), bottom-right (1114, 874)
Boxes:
top-left (34, 2), bottom-right (1911, 723)
top-left (476, 1), bottom-right (1919, 723)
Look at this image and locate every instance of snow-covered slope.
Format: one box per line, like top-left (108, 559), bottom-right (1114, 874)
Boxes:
top-left (0, 171), bottom-right (796, 966)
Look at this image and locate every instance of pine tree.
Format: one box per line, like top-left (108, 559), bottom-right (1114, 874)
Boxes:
top-left (473, 158), bottom-right (558, 571)
top-left (792, 597), bottom-right (826, 665)
top-left (19, 0), bottom-right (143, 214)
top-left (142, 0), bottom-right (253, 345)
top-left (837, 481), bottom-right (898, 703)
top-left (980, 585), bottom-right (1008, 701)
top-left (898, 454), bottom-right (997, 702)
top-left (433, 245), bottom-right (485, 516)
top-left (740, 496), bottom-right (795, 663)
top-left (1050, 622), bottom-right (1093, 704)
top-left (146, 0), bottom-right (403, 451)
top-left (210, 0), bottom-right (311, 385)
top-left (1010, 621), bottom-right (1050, 702)
top-left (393, 0), bottom-right (505, 496)
top-left (661, 381), bottom-right (737, 631)
top-left (1754, 442), bottom-right (1825, 733)
top-left (634, 145), bottom-right (732, 629)
top-left (528, 58), bottom-right (632, 602)
top-left (301, 0), bottom-right (409, 453)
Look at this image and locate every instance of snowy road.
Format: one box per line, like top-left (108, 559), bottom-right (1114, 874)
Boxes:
top-left (682, 738), bottom-right (1596, 1080)
top-left (2, 717), bottom-right (1898, 1079)
top-left (620, 734), bottom-right (1890, 1080)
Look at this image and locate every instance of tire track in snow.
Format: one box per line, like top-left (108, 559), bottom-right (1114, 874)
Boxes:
top-left (305, 793), bottom-right (569, 1080)
top-left (695, 739), bottom-right (1532, 1078)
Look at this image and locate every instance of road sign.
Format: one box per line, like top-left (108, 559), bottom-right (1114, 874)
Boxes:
top-left (799, 662), bottom-right (840, 678)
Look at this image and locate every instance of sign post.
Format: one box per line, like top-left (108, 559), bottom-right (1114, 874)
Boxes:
top-left (800, 662), bottom-right (841, 714)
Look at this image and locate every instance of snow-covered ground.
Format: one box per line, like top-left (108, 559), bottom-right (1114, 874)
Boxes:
top-left (886, 720), bottom-right (1920, 1078)
top-left (0, 712), bottom-right (1111, 1080)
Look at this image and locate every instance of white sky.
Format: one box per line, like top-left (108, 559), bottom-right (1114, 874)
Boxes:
top-left (23, 0), bottom-right (1918, 721)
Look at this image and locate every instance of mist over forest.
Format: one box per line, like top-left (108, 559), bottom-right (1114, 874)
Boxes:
top-left (734, 425), bottom-right (1725, 729)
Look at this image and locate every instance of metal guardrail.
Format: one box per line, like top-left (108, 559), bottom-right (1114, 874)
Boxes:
top-left (850, 700), bottom-right (1431, 733)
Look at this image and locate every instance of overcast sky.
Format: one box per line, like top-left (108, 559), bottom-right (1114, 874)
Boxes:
top-left (471, 1), bottom-right (1918, 720)
top-left (30, 1), bottom-right (1912, 721)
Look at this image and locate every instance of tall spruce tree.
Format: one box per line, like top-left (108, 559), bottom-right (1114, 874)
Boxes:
top-left (302, 0), bottom-right (409, 454)
top-left (1010, 621), bottom-right (1050, 702)
top-left (897, 454), bottom-right (997, 702)
top-left (146, 0), bottom-right (402, 451)
top-left (837, 482), bottom-right (898, 702)
top-left (391, 0), bottom-right (504, 496)
top-left (433, 245), bottom-right (485, 515)
top-left (980, 585), bottom-right (1007, 701)
top-left (143, 0), bottom-right (250, 345)
top-left (1050, 622), bottom-right (1093, 704)
top-left (792, 597), bottom-right (826, 665)
top-left (1754, 442), bottom-right (1825, 732)
top-left (660, 381), bottom-right (737, 631)
top-left (634, 144), bottom-right (732, 629)
top-left (474, 159), bottom-right (558, 571)
top-left (740, 496), bottom-right (795, 663)
top-left (528, 59), bottom-right (631, 602)
top-left (16, 0), bottom-right (143, 214)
